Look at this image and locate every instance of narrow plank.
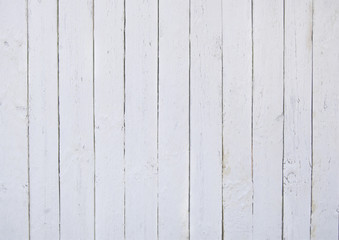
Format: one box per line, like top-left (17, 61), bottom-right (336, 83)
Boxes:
top-left (252, 0), bottom-right (284, 238)
top-left (283, 0), bottom-right (312, 239)
top-left (58, 0), bottom-right (94, 239)
top-left (125, 0), bottom-right (158, 238)
top-left (190, 0), bottom-right (223, 237)
top-left (222, 0), bottom-right (252, 238)
top-left (94, 0), bottom-right (125, 238)
top-left (312, 0), bottom-right (339, 238)
top-left (0, 1), bottom-right (29, 239)
top-left (28, 0), bottom-right (59, 239)
top-left (158, 0), bottom-right (189, 238)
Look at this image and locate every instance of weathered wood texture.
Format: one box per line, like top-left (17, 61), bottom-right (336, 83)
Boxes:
top-left (0, 1), bottom-right (28, 239)
top-left (58, 0), bottom-right (94, 239)
top-left (190, 0), bottom-right (223, 238)
top-left (158, 0), bottom-right (190, 238)
top-left (0, 0), bottom-right (338, 239)
top-left (124, 0), bottom-right (158, 239)
top-left (94, 0), bottom-right (125, 238)
top-left (312, 0), bottom-right (339, 239)
top-left (222, 0), bottom-right (252, 238)
top-left (284, 0), bottom-right (313, 239)
top-left (28, 0), bottom-right (59, 239)
top-left (252, 0), bottom-right (284, 238)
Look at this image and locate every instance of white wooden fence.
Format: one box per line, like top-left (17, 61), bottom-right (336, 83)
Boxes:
top-left (0, 0), bottom-right (338, 239)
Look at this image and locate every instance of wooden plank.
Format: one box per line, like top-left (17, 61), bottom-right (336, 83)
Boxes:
top-left (283, 0), bottom-right (312, 239)
top-left (252, 0), bottom-right (284, 238)
top-left (94, 0), bottom-right (124, 238)
top-left (222, 0), bottom-right (252, 238)
top-left (124, 0), bottom-right (158, 238)
top-left (190, 0), bottom-right (223, 238)
top-left (28, 0), bottom-right (59, 239)
top-left (312, 0), bottom-right (339, 238)
top-left (58, 0), bottom-right (94, 239)
top-left (0, 1), bottom-right (29, 239)
top-left (158, 0), bottom-right (189, 238)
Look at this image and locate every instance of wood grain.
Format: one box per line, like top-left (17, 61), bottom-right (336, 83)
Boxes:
top-left (125, 0), bottom-right (158, 238)
top-left (58, 0), bottom-right (94, 239)
top-left (312, 0), bottom-right (339, 238)
top-left (190, 0), bottom-right (223, 238)
top-left (252, 0), bottom-right (284, 238)
top-left (0, 1), bottom-right (29, 239)
top-left (158, 0), bottom-right (190, 238)
top-left (222, 0), bottom-right (253, 238)
top-left (94, 0), bottom-right (125, 238)
top-left (28, 0), bottom-right (59, 239)
top-left (0, 1), bottom-right (338, 238)
top-left (283, 0), bottom-right (313, 238)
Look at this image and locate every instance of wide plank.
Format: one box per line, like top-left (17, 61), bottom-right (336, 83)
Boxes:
top-left (312, 0), bottom-right (339, 238)
top-left (190, 0), bottom-right (223, 238)
top-left (0, 1), bottom-right (29, 239)
top-left (58, 0), bottom-right (94, 239)
top-left (125, 0), bottom-right (158, 238)
top-left (158, 0), bottom-right (189, 238)
top-left (94, 0), bottom-right (125, 238)
top-left (252, 0), bottom-right (284, 238)
top-left (283, 0), bottom-right (312, 238)
top-left (222, 0), bottom-right (252, 238)
top-left (28, 0), bottom-right (59, 239)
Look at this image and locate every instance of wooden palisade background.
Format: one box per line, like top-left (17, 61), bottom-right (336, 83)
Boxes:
top-left (0, 0), bottom-right (338, 239)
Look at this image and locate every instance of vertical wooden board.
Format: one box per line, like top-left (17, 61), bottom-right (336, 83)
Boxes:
top-left (222, 0), bottom-right (252, 238)
top-left (158, 0), bottom-right (189, 238)
top-left (283, 0), bottom-right (312, 239)
top-left (94, 0), bottom-right (124, 238)
top-left (190, 0), bottom-right (222, 238)
top-left (125, 0), bottom-right (158, 238)
top-left (58, 0), bottom-right (94, 239)
top-left (252, 0), bottom-right (283, 238)
top-left (28, 0), bottom-right (59, 239)
top-left (0, 1), bottom-right (28, 239)
top-left (312, 0), bottom-right (339, 238)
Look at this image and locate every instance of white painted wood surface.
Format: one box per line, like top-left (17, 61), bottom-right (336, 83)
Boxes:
top-left (0, 1), bottom-right (28, 239)
top-left (58, 0), bottom-right (94, 239)
top-left (1, 0), bottom-right (339, 239)
top-left (94, 0), bottom-right (125, 238)
top-left (158, 0), bottom-right (189, 238)
top-left (28, 0), bottom-right (59, 239)
top-left (222, 0), bottom-right (252, 239)
top-left (252, 0), bottom-right (284, 239)
top-left (312, 0), bottom-right (339, 239)
top-left (284, 0), bottom-right (312, 239)
top-left (124, 0), bottom-right (158, 239)
top-left (190, 0), bottom-right (223, 238)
